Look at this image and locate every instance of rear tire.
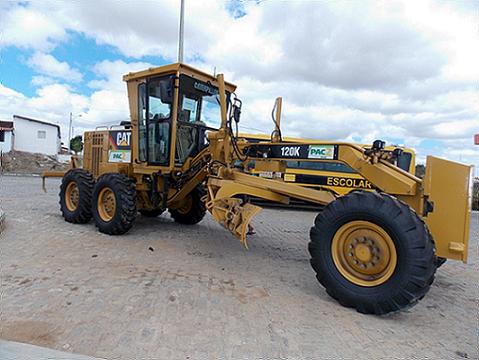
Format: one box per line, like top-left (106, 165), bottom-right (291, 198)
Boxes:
top-left (169, 185), bottom-right (206, 225)
top-left (92, 173), bottom-right (137, 235)
top-left (139, 208), bottom-right (164, 217)
top-left (309, 191), bottom-right (436, 315)
top-left (59, 169), bottom-right (94, 224)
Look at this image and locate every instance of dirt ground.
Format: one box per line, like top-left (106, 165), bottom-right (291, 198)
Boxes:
top-left (0, 176), bottom-right (478, 360)
top-left (0, 150), bottom-right (69, 175)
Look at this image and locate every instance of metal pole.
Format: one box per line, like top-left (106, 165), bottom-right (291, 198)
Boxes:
top-left (178, 0), bottom-right (185, 63)
top-left (69, 112), bottom-right (72, 151)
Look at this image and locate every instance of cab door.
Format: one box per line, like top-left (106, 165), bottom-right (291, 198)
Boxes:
top-left (137, 75), bottom-right (176, 168)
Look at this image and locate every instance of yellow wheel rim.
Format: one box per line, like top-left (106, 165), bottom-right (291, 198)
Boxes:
top-left (65, 181), bottom-right (79, 212)
top-left (97, 187), bottom-right (116, 222)
top-left (176, 195), bottom-right (192, 215)
top-left (332, 220), bottom-right (397, 287)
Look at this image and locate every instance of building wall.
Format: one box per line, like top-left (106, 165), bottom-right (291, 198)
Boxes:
top-left (13, 118), bottom-right (60, 155)
top-left (0, 131), bottom-right (13, 153)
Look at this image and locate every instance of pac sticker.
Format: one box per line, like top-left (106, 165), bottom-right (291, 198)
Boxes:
top-left (108, 150), bottom-right (131, 163)
top-left (308, 145), bottom-right (335, 159)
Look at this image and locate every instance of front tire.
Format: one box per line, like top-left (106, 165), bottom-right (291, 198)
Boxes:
top-left (92, 174), bottom-right (137, 235)
top-left (59, 169), bottom-right (94, 223)
top-left (309, 191), bottom-right (436, 315)
top-left (169, 185), bottom-right (206, 225)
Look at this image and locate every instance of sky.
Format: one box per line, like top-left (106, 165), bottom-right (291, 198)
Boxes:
top-left (0, 0), bottom-right (478, 171)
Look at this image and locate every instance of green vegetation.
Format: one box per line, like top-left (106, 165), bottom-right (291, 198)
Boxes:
top-left (70, 135), bottom-right (83, 154)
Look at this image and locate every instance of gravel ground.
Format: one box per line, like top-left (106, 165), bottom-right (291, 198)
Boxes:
top-left (0, 175), bottom-right (477, 360)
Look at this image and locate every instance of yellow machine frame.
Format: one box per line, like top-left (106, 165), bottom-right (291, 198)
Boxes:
top-left (243, 133), bottom-right (416, 196)
top-left (44, 63), bottom-right (472, 262)
top-left (41, 62), bottom-right (473, 315)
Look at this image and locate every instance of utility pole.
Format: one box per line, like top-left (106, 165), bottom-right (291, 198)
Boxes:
top-left (68, 113), bottom-right (81, 152)
top-left (69, 112), bottom-right (72, 151)
top-left (178, 0), bottom-right (185, 63)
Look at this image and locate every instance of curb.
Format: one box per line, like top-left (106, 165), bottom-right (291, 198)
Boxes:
top-left (0, 340), bottom-right (106, 360)
top-left (2, 173), bottom-right (41, 177)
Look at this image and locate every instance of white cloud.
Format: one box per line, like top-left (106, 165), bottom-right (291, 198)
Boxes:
top-left (27, 52), bottom-right (83, 82)
top-left (31, 75), bottom-right (56, 87)
top-left (0, 82), bottom-right (89, 145)
top-left (0, 5), bottom-right (67, 51)
top-left (88, 60), bottom-right (153, 91)
top-left (0, 0), bottom-right (477, 170)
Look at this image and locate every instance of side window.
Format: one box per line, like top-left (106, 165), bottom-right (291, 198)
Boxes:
top-left (147, 77), bottom-right (173, 165)
top-left (138, 83), bottom-right (147, 162)
top-left (37, 130), bottom-right (46, 139)
top-left (148, 80), bottom-right (171, 120)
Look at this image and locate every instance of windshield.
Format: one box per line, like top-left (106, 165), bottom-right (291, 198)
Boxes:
top-left (178, 75), bottom-right (227, 129)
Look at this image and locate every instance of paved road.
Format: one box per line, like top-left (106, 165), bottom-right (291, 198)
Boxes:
top-left (1, 176), bottom-right (477, 360)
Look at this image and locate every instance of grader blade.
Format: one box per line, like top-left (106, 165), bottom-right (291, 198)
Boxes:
top-left (423, 156), bottom-right (473, 262)
top-left (207, 197), bottom-right (262, 248)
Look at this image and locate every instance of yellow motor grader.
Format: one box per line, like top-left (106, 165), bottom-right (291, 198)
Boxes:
top-left (44, 63), bottom-right (472, 315)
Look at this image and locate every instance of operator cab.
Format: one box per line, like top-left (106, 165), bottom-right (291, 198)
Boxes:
top-left (126, 63), bottom-right (236, 170)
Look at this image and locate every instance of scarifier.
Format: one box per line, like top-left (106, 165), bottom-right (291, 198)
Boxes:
top-left (43, 63), bottom-right (472, 314)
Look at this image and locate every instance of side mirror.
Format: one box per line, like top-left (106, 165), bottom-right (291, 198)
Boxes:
top-left (393, 148), bottom-right (404, 157)
top-left (233, 105), bottom-right (241, 123)
top-left (232, 97), bottom-right (242, 123)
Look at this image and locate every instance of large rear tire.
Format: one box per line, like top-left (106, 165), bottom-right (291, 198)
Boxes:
top-left (92, 173), bottom-right (137, 235)
top-left (169, 185), bottom-right (206, 225)
top-left (309, 191), bottom-right (436, 315)
top-left (59, 169), bottom-right (94, 224)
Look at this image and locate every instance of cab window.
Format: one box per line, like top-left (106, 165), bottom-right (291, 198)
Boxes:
top-left (146, 76), bottom-right (173, 165)
top-left (175, 75), bottom-right (229, 164)
top-left (138, 83), bottom-right (147, 161)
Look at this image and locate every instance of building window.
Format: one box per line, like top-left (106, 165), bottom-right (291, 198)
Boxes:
top-left (37, 130), bottom-right (46, 139)
top-left (0, 131), bottom-right (4, 142)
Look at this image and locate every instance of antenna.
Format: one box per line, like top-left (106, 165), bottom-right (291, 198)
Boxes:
top-left (178, 0), bottom-right (185, 63)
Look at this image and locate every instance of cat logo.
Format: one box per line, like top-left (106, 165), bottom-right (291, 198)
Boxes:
top-left (116, 132), bottom-right (131, 147)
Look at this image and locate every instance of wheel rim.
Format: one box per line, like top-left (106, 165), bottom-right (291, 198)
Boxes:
top-left (65, 181), bottom-right (79, 211)
top-left (176, 195), bottom-right (192, 215)
top-left (332, 220), bottom-right (397, 287)
top-left (97, 187), bottom-right (116, 222)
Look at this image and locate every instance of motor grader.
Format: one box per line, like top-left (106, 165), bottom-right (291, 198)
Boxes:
top-left (44, 63), bottom-right (472, 315)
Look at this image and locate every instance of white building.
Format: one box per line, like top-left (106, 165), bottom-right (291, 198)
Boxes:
top-left (12, 115), bottom-right (61, 155)
top-left (0, 120), bottom-right (14, 153)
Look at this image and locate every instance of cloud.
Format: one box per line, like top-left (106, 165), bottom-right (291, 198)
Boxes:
top-left (27, 52), bottom-right (83, 82)
top-left (0, 82), bottom-right (89, 143)
top-left (88, 59), bottom-right (153, 91)
top-left (31, 75), bottom-right (56, 87)
top-left (207, 1), bottom-right (448, 91)
top-left (0, 0), bottom-right (477, 169)
top-left (0, 5), bottom-right (67, 51)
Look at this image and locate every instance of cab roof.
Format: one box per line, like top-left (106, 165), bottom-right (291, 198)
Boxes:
top-left (123, 62), bottom-right (237, 93)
